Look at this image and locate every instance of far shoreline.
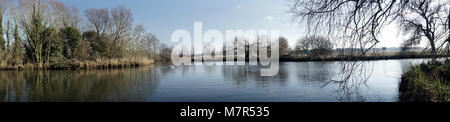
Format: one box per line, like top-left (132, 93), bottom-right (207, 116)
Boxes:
top-left (185, 54), bottom-right (450, 62)
top-left (1, 54), bottom-right (449, 70)
top-left (279, 54), bottom-right (450, 62)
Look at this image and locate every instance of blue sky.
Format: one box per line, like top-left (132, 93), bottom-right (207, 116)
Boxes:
top-left (58, 0), bottom-right (404, 48)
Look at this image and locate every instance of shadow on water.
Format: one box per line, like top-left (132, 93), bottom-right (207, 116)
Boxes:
top-left (0, 66), bottom-right (162, 102)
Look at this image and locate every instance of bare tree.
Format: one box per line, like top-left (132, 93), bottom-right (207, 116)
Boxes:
top-left (290, 0), bottom-right (449, 55)
top-left (294, 40), bottom-right (306, 56)
top-left (295, 36), bottom-right (333, 57)
top-left (85, 8), bottom-right (110, 39)
top-left (289, 0), bottom-right (407, 55)
top-left (143, 32), bottom-right (160, 59)
top-left (398, 0), bottom-right (449, 55)
top-left (0, 0), bottom-right (12, 52)
top-left (5, 1), bottom-right (23, 65)
top-left (130, 24), bottom-right (145, 51)
top-left (444, 7), bottom-right (450, 54)
top-left (3, 1), bottom-right (18, 53)
top-left (49, 0), bottom-right (80, 28)
top-left (84, 8), bottom-right (112, 58)
top-left (159, 43), bottom-right (172, 61)
top-left (110, 5), bottom-right (133, 57)
top-left (289, 0), bottom-right (398, 92)
top-left (279, 37), bottom-right (290, 56)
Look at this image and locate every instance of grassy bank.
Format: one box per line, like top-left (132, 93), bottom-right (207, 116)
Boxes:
top-left (0, 58), bottom-right (155, 70)
top-left (399, 59), bottom-right (450, 102)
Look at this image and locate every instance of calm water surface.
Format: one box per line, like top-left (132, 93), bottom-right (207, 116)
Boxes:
top-left (0, 59), bottom-right (421, 102)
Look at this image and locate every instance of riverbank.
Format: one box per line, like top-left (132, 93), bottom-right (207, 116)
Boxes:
top-left (0, 58), bottom-right (155, 70)
top-left (399, 59), bottom-right (450, 102)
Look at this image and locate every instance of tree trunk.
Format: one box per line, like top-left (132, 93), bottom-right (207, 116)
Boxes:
top-left (447, 42), bottom-right (449, 55)
top-left (447, 12), bottom-right (450, 55)
top-left (430, 41), bottom-right (437, 55)
top-left (428, 38), bottom-right (438, 63)
top-left (425, 31), bottom-right (437, 55)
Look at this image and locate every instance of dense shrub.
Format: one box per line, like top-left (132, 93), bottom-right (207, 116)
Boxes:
top-left (400, 60), bottom-right (450, 102)
top-left (295, 36), bottom-right (333, 57)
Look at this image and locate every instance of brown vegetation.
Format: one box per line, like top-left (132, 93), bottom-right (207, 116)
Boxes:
top-left (0, 0), bottom-right (169, 70)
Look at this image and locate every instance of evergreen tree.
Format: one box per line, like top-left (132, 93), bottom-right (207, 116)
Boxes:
top-left (10, 23), bottom-right (23, 65)
top-left (0, 14), bottom-right (4, 52)
top-left (60, 26), bottom-right (82, 59)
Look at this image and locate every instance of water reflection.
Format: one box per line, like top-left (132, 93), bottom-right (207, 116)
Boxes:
top-left (0, 66), bottom-right (161, 102)
top-left (292, 61), bottom-right (371, 102)
top-left (0, 60), bottom-right (417, 102)
top-left (220, 63), bottom-right (289, 86)
top-left (295, 62), bottom-right (334, 82)
top-left (332, 61), bottom-right (374, 102)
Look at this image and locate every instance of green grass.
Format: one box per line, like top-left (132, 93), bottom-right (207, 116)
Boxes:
top-left (399, 59), bottom-right (450, 102)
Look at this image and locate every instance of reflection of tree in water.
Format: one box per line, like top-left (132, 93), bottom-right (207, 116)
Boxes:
top-left (296, 62), bottom-right (334, 82)
top-left (294, 61), bottom-right (369, 101)
top-left (221, 65), bottom-right (251, 85)
top-left (323, 61), bottom-right (374, 102)
top-left (221, 63), bottom-right (289, 86)
top-left (0, 66), bottom-right (161, 102)
top-left (0, 71), bottom-right (25, 102)
top-left (292, 61), bottom-right (371, 101)
top-left (219, 61), bottom-right (374, 102)
top-left (254, 63), bottom-right (289, 86)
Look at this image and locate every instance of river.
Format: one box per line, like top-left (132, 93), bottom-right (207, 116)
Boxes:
top-left (0, 59), bottom-right (423, 102)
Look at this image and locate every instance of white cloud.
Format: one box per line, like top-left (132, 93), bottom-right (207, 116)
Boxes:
top-left (236, 4), bottom-right (243, 9)
top-left (264, 16), bottom-right (274, 20)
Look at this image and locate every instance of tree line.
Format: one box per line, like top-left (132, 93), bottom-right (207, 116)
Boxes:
top-left (220, 35), bottom-right (333, 59)
top-left (0, 0), bottom-right (171, 67)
